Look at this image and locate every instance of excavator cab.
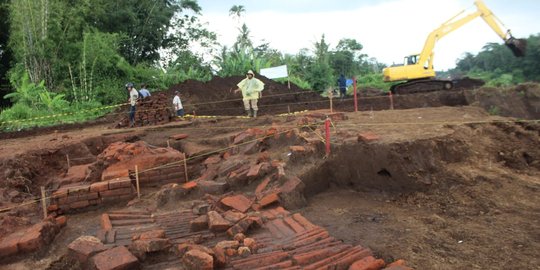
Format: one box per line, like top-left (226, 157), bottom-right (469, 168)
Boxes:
top-left (405, 55), bottom-right (419, 66)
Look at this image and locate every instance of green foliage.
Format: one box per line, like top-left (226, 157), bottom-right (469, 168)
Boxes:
top-left (454, 34), bottom-right (540, 85)
top-left (356, 73), bottom-right (393, 91)
top-left (488, 105), bottom-right (501, 116)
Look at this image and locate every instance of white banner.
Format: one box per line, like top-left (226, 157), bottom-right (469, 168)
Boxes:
top-left (260, 65), bottom-right (288, 79)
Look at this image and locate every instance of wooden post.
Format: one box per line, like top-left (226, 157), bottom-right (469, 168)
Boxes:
top-left (183, 153), bottom-right (189, 182)
top-left (353, 76), bottom-right (358, 112)
top-left (288, 105), bottom-right (291, 114)
top-left (135, 165), bottom-right (141, 199)
top-left (66, 154), bottom-right (71, 169)
top-left (40, 186), bottom-right (47, 219)
top-left (167, 140), bottom-right (170, 148)
top-left (328, 90), bottom-right (334, 113)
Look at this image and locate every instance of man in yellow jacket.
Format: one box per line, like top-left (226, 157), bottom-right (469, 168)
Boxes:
top-left (234, 70), bottom-right (265, 117)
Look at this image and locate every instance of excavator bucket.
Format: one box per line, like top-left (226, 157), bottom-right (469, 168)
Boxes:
top-left (505, 37), bottom-right (527, 57)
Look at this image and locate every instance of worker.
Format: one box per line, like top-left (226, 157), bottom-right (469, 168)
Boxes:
top-left (173, 91), bottom-right (184, 118)
top-left (126, 82), bottom-right (139, 127)
top-left (338, 74), bottom-right (347, 99)
top-left (139, 83), bottom-right (151, 99)
top-left (233, 70), bottom-right (265, 117)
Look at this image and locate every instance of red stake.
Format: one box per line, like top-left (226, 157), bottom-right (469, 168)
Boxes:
top-left (353, 76), bottom-right (358, 112)
top-left (325, 117), bottom-right (331, 156)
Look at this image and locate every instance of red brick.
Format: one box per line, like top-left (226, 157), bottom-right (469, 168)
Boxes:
top-left (130, 238), bottom-right (171, 253)
top-left (215, 240), bottom-right (240, 250)
top-left (238, 246), bottom-right (251, 257)
top-left (90, 181), bottom-right (109, 193)
top-left (182, 181), bottom-right (197, 191)
top-left (207, 211), bottom-right (232, 232)
top-left (190, 215), bottom-right (209, 232)
top-left (225, 248), bottom-right (236, 256)
top-left (203, 155), bottom-right (221, 165)
top-left (47, 204), bottom-right (59, 212)
top-left (92, 246), bottom-right (139, 270)
top-left (222, 210), bottom-right (246, 224)
top-left (293, 246), bottom-right (348, 266)
top-left (69, 200), bottom-right (90, 209)
top-left (226, 218), bottom-right (254, 237)
top-left (17, 222), bottom-right (56, 253)
top-left (55, 216), bottom-right (67, 228)
top-left (349, 256), bottom-right (385, 270)
top-left (101, 214), bottom-right (112, 230)
top-left (68, 236), bottom-right (108, 264)
top-left (183, 249), bottom-right (213, 270)
top-left (99, 187), bottom-right (133, 198)
top-left (0, 231), bottom-right (23, 257)
top-left (170, 133), bottom-right (189, 140)
top-left (134, 229), bottom-right (166, 240)
top-left (331, 246), bottom-right (372, 270)
top-left (67, 184), bottom-right (90, 195)
top-left (255, 177), bottom-right (272, 198)
top-left (108, 177), bottom-right (132, 189)
top-left (212, 246), bottom-right (227, 268)
top-left (290, 145), bottom-right (306, 152)
top-left (358, 132), bottom-right (380, 143)
top-left (259, 192), bottom-right (280, 208)
top-left (292, 213), bottom-right (316, 229)
top-left (51, 188), bottom-right (68, 199)
top-left (243, 238), bottom-right (256, 250)
top-left (221, 194), bottom-right (252, 213)
top-left (232, 251), bottom-right (289, 269)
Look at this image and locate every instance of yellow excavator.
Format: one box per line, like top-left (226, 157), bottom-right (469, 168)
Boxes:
top-left (383, 0), bottom-right (527, 94)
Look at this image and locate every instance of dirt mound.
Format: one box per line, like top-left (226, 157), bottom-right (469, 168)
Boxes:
top-left (465, 82), bottom-right (540, 119)
top-left (168, 75), bottom-right (320, 116)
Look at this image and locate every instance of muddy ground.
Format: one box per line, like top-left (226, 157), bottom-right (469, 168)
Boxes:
top-left (0, 79), bottom-right (539, 269)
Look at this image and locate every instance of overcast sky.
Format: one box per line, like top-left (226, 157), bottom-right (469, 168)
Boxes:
top-left (196, 0), bottom-right (539, 71)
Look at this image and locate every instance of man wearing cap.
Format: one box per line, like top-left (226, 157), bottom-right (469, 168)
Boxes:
top-left (173, 91), bottom-right (184, 117)
top-left (234, 70), bottom-right (265, 118)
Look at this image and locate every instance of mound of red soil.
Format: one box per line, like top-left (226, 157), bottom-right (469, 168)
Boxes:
top-left (168, 75), bottom-right (321, 116)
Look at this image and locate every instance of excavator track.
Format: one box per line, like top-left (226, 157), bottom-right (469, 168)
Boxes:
top-left (390, 79), bottom-right (454, 95)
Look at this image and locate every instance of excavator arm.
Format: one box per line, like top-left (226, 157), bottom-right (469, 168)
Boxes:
top-left (383, 0), bottom-right (526, 92)
top-left (417, 0), bottom-right (526, 68)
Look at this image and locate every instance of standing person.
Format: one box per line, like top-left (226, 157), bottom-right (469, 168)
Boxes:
top-left (338, 74), bottom-right (347, 99)
top-left (173, 91), bottom-right (184, 117)
top-left (233, 70), bottom-right (264, 118)
top-left (126, 82), bottom-right (139, 127)
top-left (139, 83), bottom-right (151, 99)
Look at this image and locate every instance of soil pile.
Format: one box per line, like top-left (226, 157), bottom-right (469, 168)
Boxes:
top-left (465, 82), bottom-right (540, 119)
top-left (168, 75), bottom-right (320, 116)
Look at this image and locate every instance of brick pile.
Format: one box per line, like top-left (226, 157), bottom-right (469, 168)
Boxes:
top-left (116, 93), bottom-right (173, 128)
top-left (48, 177), bottom-right (135, 214)
top-left (0, 216), bottom-right (66, 259)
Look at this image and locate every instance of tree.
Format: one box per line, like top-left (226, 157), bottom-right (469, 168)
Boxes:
top-left (229, 5), bottom-right (245, 23)
top-left (305, 35), bottom-right (334, 92)
top-left (0, 2), bottom-right (13, 106)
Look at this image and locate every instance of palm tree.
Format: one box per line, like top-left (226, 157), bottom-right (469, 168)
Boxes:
top-left (229, 5), bottom-right (245, 23)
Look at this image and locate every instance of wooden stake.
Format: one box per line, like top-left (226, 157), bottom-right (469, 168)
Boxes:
top-left (183, 153), bottom-right (189, 182)
top-left (328, 90), bottom-right (334, 113)
top-left (135, 165), bottom-right (141, 199)
top-left (167, 140), bottom-right (170, 148)
top-left (288, 105), bottom-right (291, 114)
top-left (40, 186), bottom-right (47, 219)
top-left (66, 154), bottom-right (71, 169)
